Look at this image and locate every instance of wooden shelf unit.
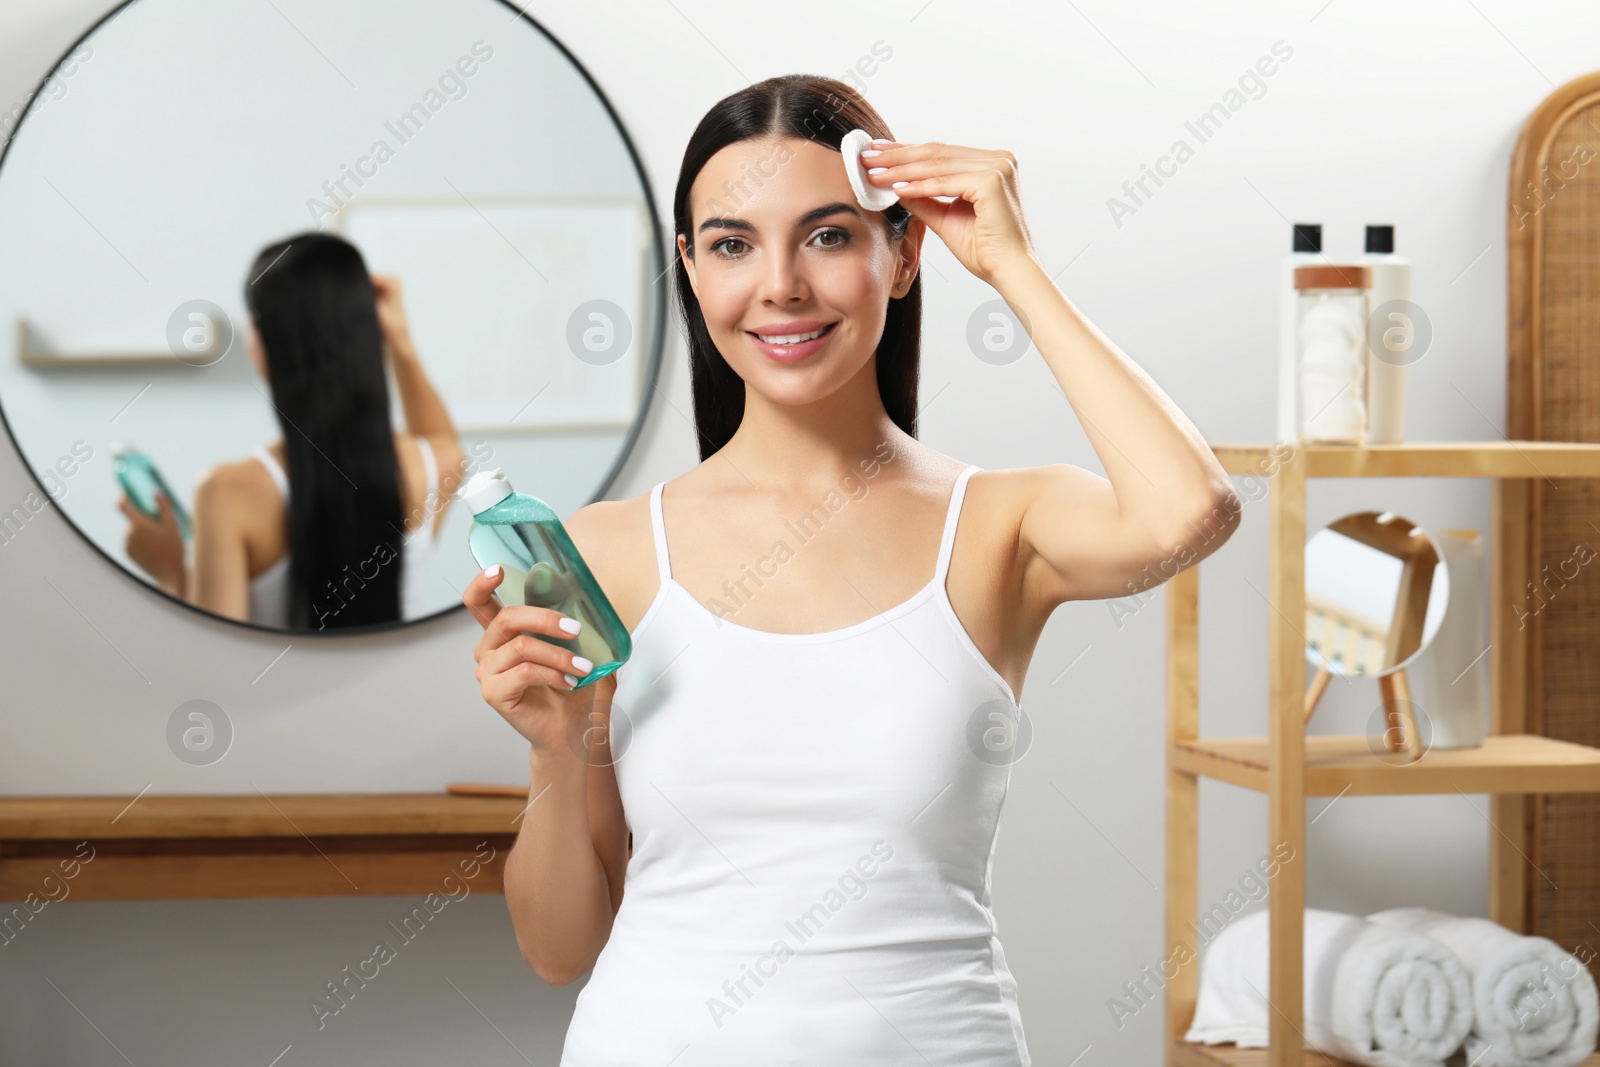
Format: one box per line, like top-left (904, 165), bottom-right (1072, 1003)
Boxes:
top-left (1174, 734), bottom-right (1600, 796)
top-left (1165, 440), bottom-right (1600, 1067)
top-left (0, 793), bottom-right (528, 902)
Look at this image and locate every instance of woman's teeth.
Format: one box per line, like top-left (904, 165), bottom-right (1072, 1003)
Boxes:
top-left (755, 325), bottom-right (830, 345)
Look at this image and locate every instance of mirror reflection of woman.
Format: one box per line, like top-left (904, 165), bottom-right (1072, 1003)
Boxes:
top-left (461, 76), bottom-right (1243, 1063)
top-left (121, 234), bottom-right (466, 629)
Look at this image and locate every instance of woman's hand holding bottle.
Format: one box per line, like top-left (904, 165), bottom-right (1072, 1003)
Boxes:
top-left (118, 489), bottom-right (185, 597)
top-left (464, 564), bottom-right (603, 755)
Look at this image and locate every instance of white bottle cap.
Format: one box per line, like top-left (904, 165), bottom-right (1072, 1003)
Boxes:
top-left (459, 468), bottom-right (515, 515)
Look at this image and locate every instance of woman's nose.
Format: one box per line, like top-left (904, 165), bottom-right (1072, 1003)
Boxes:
top-left (756, 252), bottom-right (808, 303)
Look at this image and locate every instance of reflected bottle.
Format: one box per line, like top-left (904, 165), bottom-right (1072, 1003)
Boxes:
top-left (460, 468), bottom-right (629, 688)
top-left (112, 442), bottom-right (191, 541)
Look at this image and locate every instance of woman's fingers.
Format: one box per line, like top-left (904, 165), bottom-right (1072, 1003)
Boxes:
top-left (118, 495), bottom-right (159, 530)
top-left (484, 660), bottom-right (569, 710)
top-left (862, 141), bottom-right (1021, 210)
top-left (477, 605), bottom-right (585, 661)
top-left (868, 139), bottom-right (1015, 163)
top-left (868, 154), bottom-right (1014, 188)
top-left (473, 604), bottom-right (582, 655)
top-left (463, 565), bottom-right (504, 630)
top-left (880, 169), bottom-right (1012, 203)
top-left (467, 567), bottom-right (588, 665)
top-left (859, 136), bottom-right (1033, 286)
top-left (478, 631), bottom-right (583, 689)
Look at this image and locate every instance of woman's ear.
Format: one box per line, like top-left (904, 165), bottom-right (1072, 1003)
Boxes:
top-left (892, 217), bottom-right (926, 297)
top-left (676, 233), bottom-right (697, 297)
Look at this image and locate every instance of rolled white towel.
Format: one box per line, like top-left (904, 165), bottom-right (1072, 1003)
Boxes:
top-left (1186, 907), bottom-right (1473, 1067)
top-left (1368, 907), bottom-right (1599, 1067)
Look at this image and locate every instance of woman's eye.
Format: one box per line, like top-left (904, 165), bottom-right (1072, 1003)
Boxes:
top-left (710, 229), bottom-right (848, 258)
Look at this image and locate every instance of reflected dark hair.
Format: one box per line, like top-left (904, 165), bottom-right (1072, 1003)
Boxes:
top-left (672, 74), bottom-right (919, 462)
top-left (243, 233), bottom-right (403, 629)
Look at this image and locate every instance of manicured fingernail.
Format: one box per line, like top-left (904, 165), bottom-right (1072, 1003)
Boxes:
top-left (559, 617), bottom-right (582, 635)
top-left (571, 656), bottom-right (593, 674)
top-left (868, 167), bottom-right (887, 175)
top-left (892, 181), bottom-right (909, 188)
top-left (861, 148), bottom-right (882, 157)
top-left (564, 673), bottom-right (578, 688)
top-left (483, 564), bottom-right (501, 579)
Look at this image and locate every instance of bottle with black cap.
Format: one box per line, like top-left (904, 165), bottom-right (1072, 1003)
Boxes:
top-left (1359, 224), bottom-right (1412, 444)
top-left (1277, 223), bottom-right (1323, 441)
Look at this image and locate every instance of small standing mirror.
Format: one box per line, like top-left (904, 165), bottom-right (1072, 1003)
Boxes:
top-left (1303, 510), bottom-right (1451, 760)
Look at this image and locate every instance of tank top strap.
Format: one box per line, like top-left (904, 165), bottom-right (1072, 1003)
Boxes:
top-left (253, 445), bottom-right (289, 500)
top-left (648, 481), bottom-right (673, 585)
top-left (933, 464), bottom-right (982, 586)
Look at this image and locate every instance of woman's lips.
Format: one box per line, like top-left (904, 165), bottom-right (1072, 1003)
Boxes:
top-left (746, 322), bottom-right (838, 363)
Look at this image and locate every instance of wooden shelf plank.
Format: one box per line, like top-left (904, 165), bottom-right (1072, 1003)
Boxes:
top-left (0, 792), bottom-right (528, 839)
top-left (1174, 1043), bottom-right (1356, 1067)
top-left (0, 792), bottom-right (528, 901)
top-left (1211, 440), bottom-right (1600, 479)
top-left (1172, 734), bottom-right (1600, 795)
top-left (1174, 1043), bottom-right (1600, 1067)
top-left (0, 848), bottom-right (510, 902)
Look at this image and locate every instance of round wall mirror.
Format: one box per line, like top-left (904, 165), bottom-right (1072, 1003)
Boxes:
top-left (1304, 510), bottom-right (1451, 676)
top-left (0, 0), bottom-right (665, 634)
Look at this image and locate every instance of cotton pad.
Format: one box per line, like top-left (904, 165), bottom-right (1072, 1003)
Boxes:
top-left (841, 128), bottom-right (900, 212)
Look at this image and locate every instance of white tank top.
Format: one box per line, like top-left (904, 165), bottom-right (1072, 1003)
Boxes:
top-left (562, 463), bottom-right (1031, 1065)
top-left (245, 437), bottom-right (440, 626)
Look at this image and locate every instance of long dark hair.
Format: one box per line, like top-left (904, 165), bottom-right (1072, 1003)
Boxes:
top-left (672, 74), bottom-right (920, 461)
top-left (243, 233), bottom-right (403, 629)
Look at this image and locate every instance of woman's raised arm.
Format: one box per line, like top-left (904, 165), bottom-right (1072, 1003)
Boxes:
top-left (372, 274), bottom-right (458, 442)
top-left (864, 138), bottom-right (1241, 605)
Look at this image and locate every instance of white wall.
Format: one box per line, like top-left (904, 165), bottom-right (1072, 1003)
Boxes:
top-left (3, 0), bottom-right (1595, 1062)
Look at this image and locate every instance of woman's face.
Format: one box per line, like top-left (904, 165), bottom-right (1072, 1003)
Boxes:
top-left (677, 134), bottom-right (922, 402)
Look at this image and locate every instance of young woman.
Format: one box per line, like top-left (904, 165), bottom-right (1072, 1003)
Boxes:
top-left (121, 234), bottom-right (465, 629)
top-left (463, 75), bottom-right (1240, 1064)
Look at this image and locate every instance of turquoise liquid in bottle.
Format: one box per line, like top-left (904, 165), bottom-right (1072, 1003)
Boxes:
top-left (112, 442), bottom-right (191, 541)
top-left (460, 468), bottom-right (629, 688)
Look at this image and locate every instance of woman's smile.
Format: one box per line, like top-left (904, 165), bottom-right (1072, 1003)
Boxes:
top-left (745, 320), bottom-right (839, 363)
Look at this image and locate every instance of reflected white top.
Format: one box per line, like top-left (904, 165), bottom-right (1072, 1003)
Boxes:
top-left (245, 437), bottom-right (439, 627)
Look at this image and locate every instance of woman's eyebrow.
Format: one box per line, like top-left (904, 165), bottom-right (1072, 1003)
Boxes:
top-left (797, 202), bottom-right (864, 226)
top-left (697, 201), bottom-right (864, 235)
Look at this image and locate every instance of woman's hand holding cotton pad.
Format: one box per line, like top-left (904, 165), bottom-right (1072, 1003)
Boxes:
top-left (841, 128), bottom-right (900, 211)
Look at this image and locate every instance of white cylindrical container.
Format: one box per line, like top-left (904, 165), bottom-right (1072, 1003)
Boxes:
top-left (1276, 223), bottom-right (1324, 441)
top-left (1414, 530), bottom-right (1487, 749)
top-left (1360, 225), bottom-right (1413, 445)
top-left (1295, 263), bottom-right (1371, 444)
